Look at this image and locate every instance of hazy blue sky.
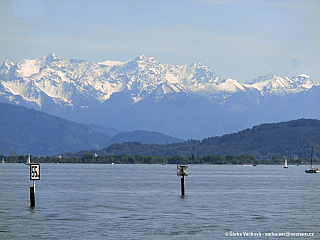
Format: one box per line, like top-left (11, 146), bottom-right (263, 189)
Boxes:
top-left (1, 0), bottom-right (319, 82)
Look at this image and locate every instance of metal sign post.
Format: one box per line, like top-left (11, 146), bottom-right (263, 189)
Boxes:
top-left (177, 165), bottom-right (188, 196)
top-left (30, 164), bottom-right (40, 207)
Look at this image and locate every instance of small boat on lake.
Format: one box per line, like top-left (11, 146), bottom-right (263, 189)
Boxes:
top-left (2, 157), bottom-right (4, 164)
top-left (284, 159), bottom-right (288, 168)
top-left (305, 147), bottom-right (319, 173)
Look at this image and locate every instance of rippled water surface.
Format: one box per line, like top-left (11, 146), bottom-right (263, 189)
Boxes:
top-left (1, 164), bottom-right (319, 239)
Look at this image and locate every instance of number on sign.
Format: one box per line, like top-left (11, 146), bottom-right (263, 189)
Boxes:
top-left (30, 164), bottom-right (40, 180)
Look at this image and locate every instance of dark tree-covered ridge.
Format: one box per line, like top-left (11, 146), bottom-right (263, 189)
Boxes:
top-left (69, 119), bottom-right (320, 159)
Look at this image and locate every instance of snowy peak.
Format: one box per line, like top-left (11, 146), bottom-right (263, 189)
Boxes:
top-left (0, 54), bottom-right (319, 110)
top-left (289, 74), bottom-right (316, 89)
top-left (0, 60), bottom-right (15, 78)
top-left (45, 52), bottom-right (60, 61)
top-left (249, 73), bottom-right (319, 95)
top-left (219, 78), bottom-right (248, 93)
top-left (1, 60), bottom-right (14, 70)
top-left (1, 54), bottom-right (319, 140)
top-left (250, 72), bottom-right (276, 83)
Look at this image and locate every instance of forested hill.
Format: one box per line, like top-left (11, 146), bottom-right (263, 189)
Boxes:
top-left (0, 102), bottom-right (111, 156)
top-left (0, 102), bottom-right (183, 156)
top-left (73, 119), bottom-right (320, 159)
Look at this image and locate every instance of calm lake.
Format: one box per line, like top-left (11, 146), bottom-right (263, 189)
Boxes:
top-left (1, 164), bottom-right (319, 239)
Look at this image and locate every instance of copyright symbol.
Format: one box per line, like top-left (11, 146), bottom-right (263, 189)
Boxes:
top-left (225, 232), bottom-right (229, 236)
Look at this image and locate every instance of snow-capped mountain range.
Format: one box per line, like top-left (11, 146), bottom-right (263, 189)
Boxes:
top-left (1, 53), bottom-right (319, 139)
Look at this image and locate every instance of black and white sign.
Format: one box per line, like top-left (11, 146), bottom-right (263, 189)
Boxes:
top-left (177, 164), bottom-right (188, 176)
top-left (30, 164), bottom-right (40, 180)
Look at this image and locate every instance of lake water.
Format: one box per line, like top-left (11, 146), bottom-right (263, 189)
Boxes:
top-left (1, 164), bottom-right (319, 239)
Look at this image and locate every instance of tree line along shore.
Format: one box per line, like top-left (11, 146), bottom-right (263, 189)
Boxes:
top-left (1, 153), bottom-right (311, 165)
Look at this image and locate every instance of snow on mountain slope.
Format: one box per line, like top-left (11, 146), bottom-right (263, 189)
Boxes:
top-left (249, 73), bottom-right (319, 95)
top-left (0, 53), bottom-right (319, 108)
top-left (1, 54), bottom-right (320, 140)
top-left (16, 59), bottom-right (42, 77)
top-left (98, 60), bottom-right (124, 67)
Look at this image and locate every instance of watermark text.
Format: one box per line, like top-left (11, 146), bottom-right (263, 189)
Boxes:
top-left (225, 231), bottom-right (315, 237)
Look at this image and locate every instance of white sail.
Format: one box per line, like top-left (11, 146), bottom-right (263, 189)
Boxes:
top-left (284, 159), bottom-right (288, 168)
top-left (26, 154), bottom-right (31, 165)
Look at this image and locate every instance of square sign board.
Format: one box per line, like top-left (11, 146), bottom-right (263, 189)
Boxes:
top-left (177, 164), bottom-right (188, 176)
top-left (30, 164), bottom-right (40, 180)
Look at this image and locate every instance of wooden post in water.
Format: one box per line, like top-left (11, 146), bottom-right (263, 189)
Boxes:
top-left (177, 165), bottom-right (188, 196)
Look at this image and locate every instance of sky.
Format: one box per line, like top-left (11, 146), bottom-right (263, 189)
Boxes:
top-left (1, 0), bottom-right (320, 82)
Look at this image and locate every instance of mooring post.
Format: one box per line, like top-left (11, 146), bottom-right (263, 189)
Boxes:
top-left (30, 181), bottom-right (35, 207)
top-left (177, 164), bottom-right (188, 196)
top-left (29, 164), bottom-right (40, 208)
top-left (181, 175), bottom-right (185, 196)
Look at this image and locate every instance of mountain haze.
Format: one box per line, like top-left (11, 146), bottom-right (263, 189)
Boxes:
top-left (107, 130), bottom-right (183, 146)
top-left (1, 54), bottom-right (319, 139)
top-left (0, 103), bottom-right (183, 156)
top-left (0, 102), bottom-right (110, 156)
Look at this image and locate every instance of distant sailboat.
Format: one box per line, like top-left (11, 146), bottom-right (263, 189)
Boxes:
top-left (26, 154), bottom-right (31, 165)
top-left (305, 147), bottom-right (319, 173)
top-left (284, 159), bottom-right (288, 168)
top-left (2, 157), bottom-right (4, 164)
